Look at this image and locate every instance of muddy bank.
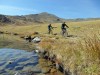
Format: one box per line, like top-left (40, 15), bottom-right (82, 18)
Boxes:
top-left (37, 51), bottom-right (64, 75)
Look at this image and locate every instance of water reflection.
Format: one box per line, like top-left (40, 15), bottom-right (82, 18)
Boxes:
top-left (0, 48), bottom-right (38, 75)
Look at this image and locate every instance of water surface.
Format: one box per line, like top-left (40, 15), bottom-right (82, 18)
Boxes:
top-left (0, 48), bottom-right (39, 75)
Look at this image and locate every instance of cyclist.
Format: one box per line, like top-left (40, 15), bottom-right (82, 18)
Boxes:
top-left (61, 22), bottom-right (69, 37)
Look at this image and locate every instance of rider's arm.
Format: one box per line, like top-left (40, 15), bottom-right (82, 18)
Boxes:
top-left (66, 24), bottom-right (69, 28)
top-left (51, 26), bottom-right (53, 29)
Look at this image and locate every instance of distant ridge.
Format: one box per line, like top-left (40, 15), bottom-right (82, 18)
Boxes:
top-left (0, 12), bottom-right (65, 25)
top-left (0, 12), bottom-right (100, 25)
top-left (0, 14), bottom-right (11, 23)
top-left (24, 12), bottom-right (64, 23)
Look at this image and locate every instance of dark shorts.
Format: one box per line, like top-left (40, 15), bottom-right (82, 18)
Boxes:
top-left (48, 29), bottom-right (52, 31)
top-left (62, 28), bottom-right (66, 31)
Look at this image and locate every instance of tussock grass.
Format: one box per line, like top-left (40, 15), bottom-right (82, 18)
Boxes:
top-left (39, 35), bottom-right (100, 75)
top-left (76, 35), bottom-right (100, 75)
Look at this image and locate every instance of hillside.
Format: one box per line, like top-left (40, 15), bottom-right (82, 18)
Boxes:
top-left (24, 12), bottom-right (64, 23)
top-left (0, 12), bottom-right (65, 25)
top-left (0, 12), bottom-right (100, 25)
top-left (0, 15), bottom-right (11, 23)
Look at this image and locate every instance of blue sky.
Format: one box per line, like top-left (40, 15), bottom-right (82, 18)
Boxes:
top-left (0, 0), bottom-right (100, 19)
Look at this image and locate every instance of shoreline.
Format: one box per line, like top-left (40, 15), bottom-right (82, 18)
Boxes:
top-left (35, 47), bottom-right (65, 75)
top-left (0, 34), bottom-right (64, 75)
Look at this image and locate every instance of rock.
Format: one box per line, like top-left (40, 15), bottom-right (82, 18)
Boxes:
top-left (32, 37), bottom-right (41, 43)
top-left (25, 35), bottom-right (32, 42)
top-left (35, 50), bottom-right (40, 53)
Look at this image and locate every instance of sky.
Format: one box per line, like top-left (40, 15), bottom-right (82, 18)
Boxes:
top-left (0, 0), bottom-right (100, 19)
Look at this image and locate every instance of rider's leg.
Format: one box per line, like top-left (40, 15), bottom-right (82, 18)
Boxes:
top-left (65, 29), bottom-right (68, 37)
top-left (48, 30), bottom-right (50, 34)
top-left (66, 30), bottom-right (68, 36)
top-left (50, 30), bottom-right (53, 34)
top-left (62, 29), bottom-right (65, 36)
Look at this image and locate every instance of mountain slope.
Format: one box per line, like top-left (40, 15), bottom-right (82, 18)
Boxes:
top-left (0, 15), bottom-right (11, 23)
top-left (0, 12), bottom-right (64, 25)
top-left (1, 12), bottom-right (100, 25)
top-left (24, 12), bottom-right (64, 23)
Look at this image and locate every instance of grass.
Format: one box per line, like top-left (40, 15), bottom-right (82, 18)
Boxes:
top-left (0, 34), bottom-right (35, 51)
top-left (0, 19), bottom-right (100, 75)
top-left (0, 20), bottom-right (100, 37)
top-left (39, 35), bottom-right (100, 75)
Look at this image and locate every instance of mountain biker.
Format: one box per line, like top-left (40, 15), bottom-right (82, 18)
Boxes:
top-left (61, 22), bottom-right (69, 37)
top-left (48, 24), bottom-right (53, 34)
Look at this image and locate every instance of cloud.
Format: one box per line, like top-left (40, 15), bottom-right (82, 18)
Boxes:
top-left (0, 5), bottom-right (38, 12)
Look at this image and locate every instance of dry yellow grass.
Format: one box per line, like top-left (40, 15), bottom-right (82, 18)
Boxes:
top-left (38, 35), bottom-right (100, 75)
top-left (0, 20), bottom-right (100, 75)
top-left (0, 20), bottom-right (100, 36)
